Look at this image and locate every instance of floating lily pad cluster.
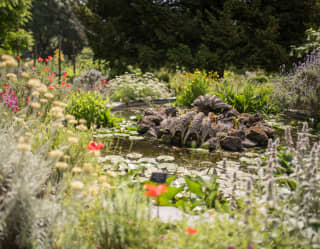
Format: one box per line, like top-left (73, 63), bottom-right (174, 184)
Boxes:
top-left (137, 94), bottom-right (275, 152)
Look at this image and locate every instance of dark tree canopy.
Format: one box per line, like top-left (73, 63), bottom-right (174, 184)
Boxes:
top-left (73, 0), bottom-right (319, 73)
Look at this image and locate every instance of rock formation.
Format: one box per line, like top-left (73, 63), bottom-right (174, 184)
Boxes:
top-left (137, 94), bottom-right (274, 152)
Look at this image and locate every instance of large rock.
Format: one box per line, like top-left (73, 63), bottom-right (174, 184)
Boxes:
top-left (137, 94), bottom-right (274, 152)
top-left (220, 136), bottom-right (243, 152)
top-left (246, 127), bottom-right (269, 146)
top-left (192, 94), bottom-right (232, 114)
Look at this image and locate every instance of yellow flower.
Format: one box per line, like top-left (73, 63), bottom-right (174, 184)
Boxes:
top-left (70, 181), bottom-right (84, 190)
top-left (83, 163), bottom-right (93, 173)
top-left (44, 93), bottom-right (54, 99)
top-left (72, 167), bottom-right (82, 174)
top-left (6, 73), bottom-right (17, 81)
top-left (98, 176), bottom-right (108, 184)
top-left (31, 102), bottom-right (41, 109)
top-left (55, 162), bottom-right (68, 169)
top-left (32, 91), bottom-right (40, 97)
top-left (28, 79), bottom-right (41, 88)
top-left (17, 143), bottom-right (31, 152)
top-left (49, 150), bottom-right (64, 158)
top-left (68, 137), bottom-right (79, 144)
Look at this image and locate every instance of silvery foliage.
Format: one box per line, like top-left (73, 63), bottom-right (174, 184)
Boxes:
top-left (0, 127), bottom-right (59, 249)
top-left (244, 122), bottom-right (320, 247)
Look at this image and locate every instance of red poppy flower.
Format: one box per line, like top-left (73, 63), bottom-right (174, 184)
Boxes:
top-left (87, 141), bottom-right (104, 151)
top-left (48, 76), bottom-right (52, 82)
top-left (186, 228), bottom-right (198, 235)
top-left (16, 107), bottom-right (20, 112)
top-left (100, 83), bottom-right (105, 87)
top-left (144, 184), bottom-right (167, 198)
top-left (48, 56), bottom-right (53, 60)
top-left (45, 58), bottom-right (48, 63)
top-left (51, 72), bottom-right (55, 77)
top-left (94, 86), bottom-right (98, 90)
top-left (16, 56), bottom-right (20, 60)
top-left (66, 84), bottom-right (71, 88)
top-left (63, 72), bottom-right (67, 77)
top-left (49, 85), bottom-right (54, 90)
top-left (26, 96), bottom-right (30, 103)
top-left (209, 212), bottom-right (215, 216)
top-left (38, 57), bottom-right (43, 62)
top-left (3, 84), bottom-right (8, 89)
top-left (61, 81), bottom-right (66, 86)
top-left (31, 65), bottom-right (35, 69)
top-left (106, 81), bottom-right (110, 85)
top-left (53, 84), bottom-right (57, 87)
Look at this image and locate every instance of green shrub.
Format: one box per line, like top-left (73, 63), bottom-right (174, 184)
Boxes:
top-left (176, 70), bottom-right (217, 107)
top-left (216, 81), bottom-right (278, 114)
top-left (66, 91), bottom-right (116, 128)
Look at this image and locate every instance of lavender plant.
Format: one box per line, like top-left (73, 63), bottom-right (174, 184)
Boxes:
top-left (273, 53), bottom-right (320, 126)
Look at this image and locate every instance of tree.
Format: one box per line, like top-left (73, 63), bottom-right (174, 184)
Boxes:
top-left (0, 0), bottom-right (33, 54)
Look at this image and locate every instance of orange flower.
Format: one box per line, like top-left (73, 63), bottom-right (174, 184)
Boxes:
top-left (186, 228), bottom-right (198, 235)
top-left (87, 141), bottom-right (104, 151)
top-left (144, 184), bottom-right (167, 198)
top-left (48, 56), bottom-right (53, 60)
top-left (45, 58), bottom-right (48, 63)
top-left (38, 57), bottom-right (43, 62)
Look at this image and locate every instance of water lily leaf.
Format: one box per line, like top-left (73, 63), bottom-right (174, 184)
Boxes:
top-left (156, 155), bottom-right (175, 162)
top-left (166, 175), bottom-right (176, 185)
top-left (129, 136), bottom-right (144, 141)
top-left (184, 176), bottom-right (204, 198)
top-left (159, 186), bottom-right (184, 202)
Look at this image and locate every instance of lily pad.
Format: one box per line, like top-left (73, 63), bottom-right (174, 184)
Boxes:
top-left (187, 148), bottom-right (209, 154)
top-left (137, 157), bottom-right (157, 165)
top-left (100, 155), bottom-right (125, 164)
top-left (243, 152), bottom-right (260, 158)
top-left (114, 133), bottom-right (130, 138)
top-left (159, 163), bottom-right (178, 171)
top-left (93, 134), bottom-right (113, 138)
top-left (156, 155), bottom-right (175, 162)
top-left (127, 152), bottom-right (143, 160)
top-left (129, 136), bottom-right (144, 141)
top-left (239, 157), bottom-right (259, 167)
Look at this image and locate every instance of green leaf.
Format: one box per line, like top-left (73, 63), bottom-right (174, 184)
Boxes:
top-left (184, 176), bottom-right (204, 197)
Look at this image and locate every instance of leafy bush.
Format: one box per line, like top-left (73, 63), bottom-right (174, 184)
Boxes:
top-left (273, 52), bottom-right (320, 124)
top-left (175, 70), bottom-right (218, 107)
top-left (216, 81), bottom-right (278, 114)
top-left (110, 73), bottom-right (172, 103)
top-left (66, 91), bottom-right (116, 128)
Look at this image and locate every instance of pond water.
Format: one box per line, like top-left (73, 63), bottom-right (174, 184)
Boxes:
top-left (96, 106), bottom-right (319, 197)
